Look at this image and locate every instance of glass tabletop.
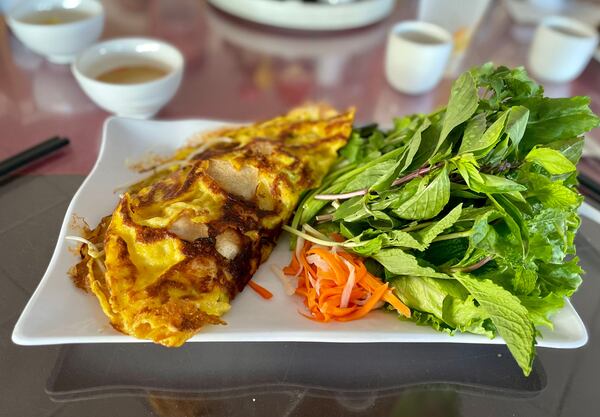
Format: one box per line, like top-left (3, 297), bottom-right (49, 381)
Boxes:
top-left (1, 1), bottom-right (600, 416)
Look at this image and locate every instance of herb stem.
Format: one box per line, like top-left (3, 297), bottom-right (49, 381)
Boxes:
top-left (314, 162), bottom-right (443, 201)
top-left (316, 214), bottom-right (334, 223)
top-left (282, 225), bottom-right (362, 248)
top-left (451, 256), bottom-right (493, 273)
top-left (314, 189), bottom-right (367, 201)
top-left (400, 221), bottom-right (434, 233)
top-left (431, 231), bottom-right (471, 242)
top-left (392, 163), bottom-right (442, 186)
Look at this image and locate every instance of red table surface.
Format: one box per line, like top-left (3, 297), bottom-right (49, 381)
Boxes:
top-left (1, 0), bottom-right (599, 176)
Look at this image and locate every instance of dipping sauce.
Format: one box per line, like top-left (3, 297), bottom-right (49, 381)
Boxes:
top-left (95, 65), bottom-right (169, 84)
top-left (19, 9), bottom-right (92, 25)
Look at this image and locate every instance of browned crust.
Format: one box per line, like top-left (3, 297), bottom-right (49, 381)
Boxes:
top-left (72, 105), bottom-right (355, 345)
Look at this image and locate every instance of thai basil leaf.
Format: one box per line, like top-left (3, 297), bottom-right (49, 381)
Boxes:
top-left (545, 137), bottom-right (584, 164)
top-left (393, 165), bottom-right (450, 220)
top-left (524, 147), bottom-right (576, 175)
top-left (436, 72), bottom-right (479, 153)
top-left (458, 112), bottom-right (487, 155)
top-left (505, 106), bottom-right (529, 150)
top-left (413, 204), bottom-right (463, 248)
top-left (459, 111), bottom-right (508, 156)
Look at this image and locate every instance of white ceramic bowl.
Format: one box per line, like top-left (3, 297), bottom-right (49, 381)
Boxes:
top-left (385, 21), bottom-right (453, 95)
top-left (528, 16), bottom-right (599, 83)
top-left (72, 37), bottom-right (185, 119)
top-left (7, 0), bottom-right (104, 64)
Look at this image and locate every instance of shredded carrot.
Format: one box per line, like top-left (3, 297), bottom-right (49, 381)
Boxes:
top-left (283, 240), bottom-right (411, 322)
top-left (248, 280), bottom-right (273, 300)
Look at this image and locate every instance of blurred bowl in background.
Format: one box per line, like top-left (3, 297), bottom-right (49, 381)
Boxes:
top-left (208, 0), bottom-right (394, 31)
top-left (528, 15), bottom-right (598, 83)
top-left (71, 37), bottom-right (184, 118)
top-left (7, 0), bottom-right (104, 64)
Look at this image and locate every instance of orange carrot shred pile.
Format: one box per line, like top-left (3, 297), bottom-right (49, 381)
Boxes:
top-left (248, 280), bottom-right (273, 300)
top-left (283, 240), bottom-right (411, 322)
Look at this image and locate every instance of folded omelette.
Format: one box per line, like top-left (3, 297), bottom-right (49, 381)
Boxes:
top-left (70, 105), bottom-right (354, 346)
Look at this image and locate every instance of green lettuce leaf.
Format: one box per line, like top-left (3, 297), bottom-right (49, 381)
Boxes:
top-left (373, 248), bottom-right (449, 278)
top-left (537, 258), bottom-right (583, 297)
top-left (519, 96), bottom-right (600, 151)
top-left (519, 293), bottom-right (565, 329)
top-left (389, 275), bottom-right (494, 337)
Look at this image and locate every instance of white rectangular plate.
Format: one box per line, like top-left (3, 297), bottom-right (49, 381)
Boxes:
top-left (13, 117), bottom-right (589, 348)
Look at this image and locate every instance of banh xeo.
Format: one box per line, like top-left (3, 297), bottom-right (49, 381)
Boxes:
top-left (69, 105), bottom-right (354, 347)
top-left (284, 64), bottom-right (599, 376)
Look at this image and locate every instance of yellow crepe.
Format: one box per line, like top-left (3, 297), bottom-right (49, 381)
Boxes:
top-left (71, 105), bottom-right (354, 346)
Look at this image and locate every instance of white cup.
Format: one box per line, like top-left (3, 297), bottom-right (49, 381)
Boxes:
top-left (528, 16), bottom-right (599, 83)
top-left (385, 21), bottom-right (453, 95)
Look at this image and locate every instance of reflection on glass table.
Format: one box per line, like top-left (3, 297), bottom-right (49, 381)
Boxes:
top-left (48, 341), bottom-right (545, 415)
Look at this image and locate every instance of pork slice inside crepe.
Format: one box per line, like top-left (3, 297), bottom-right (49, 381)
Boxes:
top-left (70, 104), bottom-right (355, 346)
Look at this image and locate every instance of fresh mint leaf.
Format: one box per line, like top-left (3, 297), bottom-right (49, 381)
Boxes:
top-left (370, 177), bottom-right (421, 211)
top-left (333, 196), bottom-right (366, 222)
top-left (454, 272), bottom-right (536, 376)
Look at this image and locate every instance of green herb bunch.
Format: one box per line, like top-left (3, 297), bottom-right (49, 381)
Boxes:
top-left (286, 64), bottom-right (600, 375)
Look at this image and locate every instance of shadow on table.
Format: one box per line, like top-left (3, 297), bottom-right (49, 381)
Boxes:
top-left (46, 342), bottom-right (546, 416)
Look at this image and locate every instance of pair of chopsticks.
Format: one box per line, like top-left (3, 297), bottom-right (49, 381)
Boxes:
top-left (0, 136), bottom-right (70, 178)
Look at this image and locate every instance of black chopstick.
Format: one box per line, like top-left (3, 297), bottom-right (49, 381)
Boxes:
top-left (0, 136), bottom-right (70, 177)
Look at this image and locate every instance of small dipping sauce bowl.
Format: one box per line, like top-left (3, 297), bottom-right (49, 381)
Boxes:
top-left (72, 37), bottom-right (184, 119)
top-left (7, 0), bottom-right (104, 64)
